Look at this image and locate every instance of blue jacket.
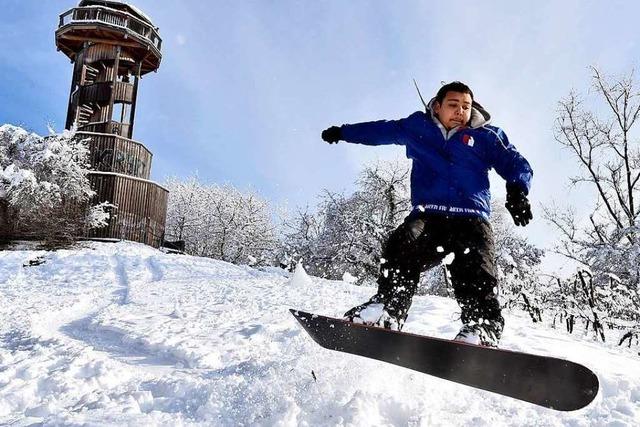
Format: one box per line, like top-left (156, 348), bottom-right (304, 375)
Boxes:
top-left (340, 100), bottom-right (533, 219)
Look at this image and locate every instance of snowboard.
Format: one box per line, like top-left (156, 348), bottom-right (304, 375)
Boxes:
top-left (290, 309), bottom-right (599, 411)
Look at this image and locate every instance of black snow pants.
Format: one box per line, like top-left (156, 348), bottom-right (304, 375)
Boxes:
top-left (376, 211), bottom-right (503, 336)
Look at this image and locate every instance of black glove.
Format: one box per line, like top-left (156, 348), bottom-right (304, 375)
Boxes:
top-left (321, 126), bottom-right (342, 144)
top-left (505, 183), bottom-right (532, 226)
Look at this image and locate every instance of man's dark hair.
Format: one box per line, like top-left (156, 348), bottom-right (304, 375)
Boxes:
top-left (435, 81), bottom-right (474, 104)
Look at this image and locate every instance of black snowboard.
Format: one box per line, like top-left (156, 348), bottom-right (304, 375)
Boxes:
top-left (291, 309), bottom-right (599, 411)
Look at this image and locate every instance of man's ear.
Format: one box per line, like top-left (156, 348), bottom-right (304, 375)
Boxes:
top-left (433, 101), bottom-right (441, 115)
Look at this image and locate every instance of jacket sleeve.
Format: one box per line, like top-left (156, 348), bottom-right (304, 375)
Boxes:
top-left (339, 114), bottom-right (416, 146)
top-left (486, 127), bottom-right (533, 194)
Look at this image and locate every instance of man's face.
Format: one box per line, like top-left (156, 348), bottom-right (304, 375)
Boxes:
top-left (433, 91), bottom-right (473, 130)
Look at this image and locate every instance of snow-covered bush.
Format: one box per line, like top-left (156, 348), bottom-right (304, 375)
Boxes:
top-left (281, 160), bottom-right (412, 283)
top-left (164, 175), bottom-right (279, 265)
top-left (0, 124), bottom-right (110, 241)
top-left (491, 199), bottom-right (545, 320)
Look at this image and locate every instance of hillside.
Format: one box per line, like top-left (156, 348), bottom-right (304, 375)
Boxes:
top-left (1, 241), bottom-right (638, 426)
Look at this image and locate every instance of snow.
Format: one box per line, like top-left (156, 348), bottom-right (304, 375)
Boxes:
top-left (1, 241), bottom-right (640, 425)
top-left (352, 304), bottom-right (384, 324)
top-left (442, 252), bottom-right (456, 265)
top-left (289, 261), bottom-right (313, 287)
top-left (342, 272), bottom-right (358, 284)
top-left (607, 272), bottom-right (622, 283)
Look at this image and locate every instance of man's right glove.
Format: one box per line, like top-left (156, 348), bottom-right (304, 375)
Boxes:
top-left (505, 183), bottom-right (532, 227)
top-left (321, 126), bottom-right (342, 144)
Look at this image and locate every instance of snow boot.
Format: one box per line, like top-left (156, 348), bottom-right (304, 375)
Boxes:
top-left (454, 322), bottom-right (500, 347)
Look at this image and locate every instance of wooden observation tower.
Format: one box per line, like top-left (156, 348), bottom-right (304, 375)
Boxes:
top-left (56, 0), bottom-right (168, 247)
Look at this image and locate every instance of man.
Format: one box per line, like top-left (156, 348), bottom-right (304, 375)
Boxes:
top-left (321, 81), bottom-right (533, 347)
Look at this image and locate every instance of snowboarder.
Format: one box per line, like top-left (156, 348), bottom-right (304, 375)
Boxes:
top-left (321, 81), bottom-right (533, 347)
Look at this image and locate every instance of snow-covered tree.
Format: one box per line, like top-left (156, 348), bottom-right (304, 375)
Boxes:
top-left (164, 175), bottom-right (279, 265)
top-left (545, 67), bottom-right (640, 342)
top-left (0, 124), bottom-right (110, 241)
top-left (281, 160), bottom-right (412, 283)
top-left (490, 199), bottom-right (545, 320)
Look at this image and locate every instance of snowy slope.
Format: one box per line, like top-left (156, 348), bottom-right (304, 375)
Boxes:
top-left (1, 241), bottom-right (639, 426)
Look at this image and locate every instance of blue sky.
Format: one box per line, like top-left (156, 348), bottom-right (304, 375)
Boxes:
top-left (2, 1), bottom-right (640, 272)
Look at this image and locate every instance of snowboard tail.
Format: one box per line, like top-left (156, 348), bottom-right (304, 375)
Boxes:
top-left (291, 309), bottom-right (598, 411)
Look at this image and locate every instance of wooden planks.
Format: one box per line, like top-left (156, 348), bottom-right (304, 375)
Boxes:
top-left (80, 132), bottom-right (152, 179)
top-left (87, 173), bottom-right (168, 247)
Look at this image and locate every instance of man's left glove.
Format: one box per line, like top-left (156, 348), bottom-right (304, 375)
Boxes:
top-left (505, 183), bottom-right (532, 227)
top-left (321, 126), bottom-right (342, 144)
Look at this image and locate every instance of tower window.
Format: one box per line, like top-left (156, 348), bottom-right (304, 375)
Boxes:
top-left (111, 102), bottom-right (131, 124)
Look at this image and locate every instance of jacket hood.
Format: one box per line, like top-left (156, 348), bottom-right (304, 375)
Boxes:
top-left (426, 97), bottom-right (491, 129)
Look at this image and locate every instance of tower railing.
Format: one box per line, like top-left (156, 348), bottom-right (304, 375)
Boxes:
top-left (58, 6), bottom-right (162, 51)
